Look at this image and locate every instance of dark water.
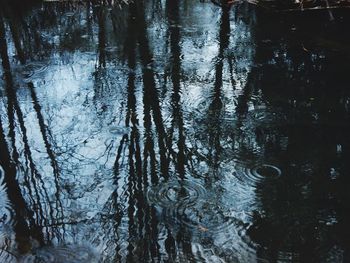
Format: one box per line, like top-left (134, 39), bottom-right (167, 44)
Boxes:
top-left (0, 0), bottom-right (350, 262)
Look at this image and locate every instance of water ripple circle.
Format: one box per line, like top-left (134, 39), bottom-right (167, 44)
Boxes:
top-left (171, 200), bottom-right (237, 234)
top-left (147, 179), bottom-right (206, 208)
top-left (20, 245), bottom-right (98, 263)
top-left (234, 162), bottom-right (281, 186)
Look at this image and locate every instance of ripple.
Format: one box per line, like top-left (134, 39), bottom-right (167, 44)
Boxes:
top-left (254, 164), bottom-right (282, 179)
top-left (247, 106), bottom-right (287, 126)
top-left (20, 245), bottom-right (99, 263)
top-left (147, 179), bottom-right (206, 208)
top-left (172, 200), bottom-right (237, 234)
top-left (165, 203), bottom-right (260, 262)
top-left (0, 249), bottom-right (17, 263)
top-left (234, 162), bottom-right (281, 186)
top-left (148, 178), bottom-right (255, 248)
top-left (21, 62), bottom-right (49, 82)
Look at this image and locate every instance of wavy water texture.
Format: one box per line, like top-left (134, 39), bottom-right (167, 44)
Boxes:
top-left (0, 0), bottom-right (349, 262)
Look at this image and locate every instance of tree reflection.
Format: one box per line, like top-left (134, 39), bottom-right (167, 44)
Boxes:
top-left (0, 1), bottom-right (349, 262)
top-left (0, 12), bottom-right (46, 251)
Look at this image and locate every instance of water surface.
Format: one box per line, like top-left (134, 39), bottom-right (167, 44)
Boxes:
top-left (0, 1), bottom-right (350, 262)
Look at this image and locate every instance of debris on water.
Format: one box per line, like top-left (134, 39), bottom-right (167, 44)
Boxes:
top-left (198, 225), bottom-right (209, 232)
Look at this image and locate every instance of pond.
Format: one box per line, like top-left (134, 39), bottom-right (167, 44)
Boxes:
top-left (0, 0), bottom-right (350, 262)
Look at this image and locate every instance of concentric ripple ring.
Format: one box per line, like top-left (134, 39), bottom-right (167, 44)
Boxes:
top-left (147, 179), bottom-right (206, 208)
